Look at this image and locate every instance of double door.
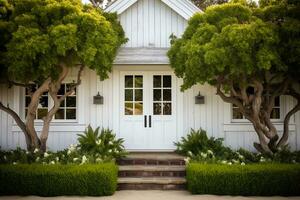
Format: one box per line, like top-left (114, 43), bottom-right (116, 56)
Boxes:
top-left (119, 71), bottom-right (177, 150)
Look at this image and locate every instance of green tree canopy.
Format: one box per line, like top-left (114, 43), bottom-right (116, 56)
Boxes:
top-left (168, 2), bottom-right (300, 154)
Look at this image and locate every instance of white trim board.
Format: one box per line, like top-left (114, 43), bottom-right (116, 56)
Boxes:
top-left (106, 0), bottom-right (202, 20)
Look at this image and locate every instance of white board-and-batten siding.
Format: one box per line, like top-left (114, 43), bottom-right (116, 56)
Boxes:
top-left (0, 67), bottom-right (299, 151)
top-left (118, 0), bottom-right (187, 48)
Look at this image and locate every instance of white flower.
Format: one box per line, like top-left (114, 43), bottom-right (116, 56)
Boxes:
top-left (259, 156), bottom-right (266, 162)
top-left (55, 157), bottom-right (59, 162)
top-left (42, 162), bottom-right (46, 165)
top-left (207, 150), bottom-right (214, 155)
top-left (67, 150), bottom-right (72, 155)
top-left (227, 162), bottom-right (232, 165)
top-left (200, 152), bottom-right (207, 159)
top-left (35, 157), bottom-right (40, 162)
top-left (13, 162), bottom-right (17, 165)
top-left (238, 155), bottom-right (244, 160)
top-left (109, 141), bottom-right (113, 145)
top-left (96, 139), bottom-right (102, 145)
top-left (68, 144), bottom-right (76, 152)
top-left (44, 152), bottom-right (50, 158)
top-left (26, 151), bottom-right (30, 155)
top-left (184, 157), bottom-right (190, 164)
top-left (292, 160), bottom-right (296, 164)
top-left (232, 159), bottom-right (239, 164)
top-left (187, 151), bottom-right (193, 157)
top-left (34, 148), bottom-right (39, 153)
top-left (96, 158), bottom-right (102, 163)
top-left (108, 149), bottom-right (112, 153)
top-left (80, 155), bottom-right (88, 165)
top-left (73, 157), bottom-right (79, 162)
top-left (241, 162), bottom-right (246, 166)
top-left (221, 160), bottom-right (227, 164)
top-left (3, 155), bottom-right (7, 160)
top-left (50, 161), bottom-right (55, 165)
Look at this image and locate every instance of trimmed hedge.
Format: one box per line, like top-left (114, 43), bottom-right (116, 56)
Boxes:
top-left (0, 163), bottom-right (118, 196)
top-left (187, 163), bottom-right (300, 196)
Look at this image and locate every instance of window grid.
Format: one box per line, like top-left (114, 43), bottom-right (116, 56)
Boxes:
top-left (55, 83), bottom-right (77, 120)
top-left (232, 96), bottom-right (281, 120)
top-left (25, 85), bottom-right (48, 120)
top-left (124, 75), bottom-right (143, 115)
top-left (153, 75), bottom-right (172, 115)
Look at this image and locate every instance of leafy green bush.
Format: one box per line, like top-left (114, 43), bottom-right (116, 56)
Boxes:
top-left (77, 126), bottom-right (127, 160)
top-left (175, 129), bottom-right (233, 158)
top-left (187, 163), bottom-right (300, 196)
top-left (0, 163), bottom-right (118, 196)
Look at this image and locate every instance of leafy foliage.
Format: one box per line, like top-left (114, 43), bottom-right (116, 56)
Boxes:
top-left (191, 0), bottom-right (228, 10)
top-left (0, 163), bottom-right (118, 196)
top-left (175, 129), bottom-right (232, 158)
top-left (187, 163), bottom-right (300, 196)
top-left (77, 125), bottom-right (127, 159)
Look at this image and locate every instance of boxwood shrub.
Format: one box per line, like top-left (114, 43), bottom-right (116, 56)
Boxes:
top-left (187, 163), bottom-right (300, 196)
top-left (0, 163), bottom-right (118, 196)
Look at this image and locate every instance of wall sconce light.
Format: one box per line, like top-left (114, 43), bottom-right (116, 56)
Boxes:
top-left (93, 92), bottom-right (103, 105)
top-left (195, 92), bottom-right (205, 104)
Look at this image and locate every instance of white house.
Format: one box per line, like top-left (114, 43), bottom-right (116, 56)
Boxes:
top-left (0, 0), bottom-right (299, 152)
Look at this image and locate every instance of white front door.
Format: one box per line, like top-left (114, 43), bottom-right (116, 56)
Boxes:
top-left (120, 71), bottom-right (177, 151)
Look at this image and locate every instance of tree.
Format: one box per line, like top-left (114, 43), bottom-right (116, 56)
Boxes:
top-left (191, 0), bottom-right (228, 10)
top-left (0, 0), bottom-right (126, 151)
top-left (168, 2), bottom-right (300, 154)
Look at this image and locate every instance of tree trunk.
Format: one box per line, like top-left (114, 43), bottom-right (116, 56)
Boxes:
top-left (25, 78), bottom-right (51, 150)
top-left (0, 101), bottom-right (32, 150)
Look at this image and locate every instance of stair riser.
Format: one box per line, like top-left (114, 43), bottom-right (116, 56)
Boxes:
top-left (119, 171), bottom-right (185, 177)
top-left (118, 159), bottom-right (185, 166)
top-left (118, 183), bottom-right (186, 190)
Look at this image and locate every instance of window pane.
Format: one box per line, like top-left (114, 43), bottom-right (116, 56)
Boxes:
top-left (66, 109), bottom-right (76, 119)
top-left (163, 76), bottom-right (171, 88)
top-left (125, 103), bottom-right (133, 115)
top-left (60, 99), bottom-right (65, 107)
top-left (58, 84), bottom-right (65, 95)
top-left (163, 103), bottom-right (172, 115)
top-left (163, 89), bottom-right (171, 101)
top-left (153, 89), bottom-right (161, 101)
top-left (125, 76), bottom-right (133, 88)
top-left (134, 102), bottom-right (143, 115)
top-left (135, 89), bottom-right (143, 101)
top-left (274, 96), bottom-right (280, 107)
top-left (38, 96), bottom-right (48, 108)
top-left (37, 109), bottom-right (48, 119)
top-left (135, 76), bottom-right (143, 88)
top-left (66, 84), bottom-right (76, 95)
top-left (125, 89), bottom-right (133, 101)
top-left (271, 108), bottom-right (280, 119)
top-left (26, 85), bottom-right (37, 94)
top-left (55, 109), bottom-right (65, 119)
top-left (233, 108), bottom-right (243, 119)
top-left (153, 103), bottom-right (162, 115)
top-left (153, 76), bottom-right (161, 88)
top-left (66, 96), bottom-right (76, 107)
top-left (25, 97), bottom-right (31, 107)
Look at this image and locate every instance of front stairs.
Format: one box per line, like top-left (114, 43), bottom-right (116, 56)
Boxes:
top-left (117, 152), bottom-right (186, 190)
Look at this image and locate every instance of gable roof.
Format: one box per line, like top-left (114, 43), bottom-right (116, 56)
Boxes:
top-left (105, 0), bottom-right (202, 20)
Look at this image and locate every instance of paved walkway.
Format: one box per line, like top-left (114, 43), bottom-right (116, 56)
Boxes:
top-left (0, 191), bottom-right (299, 200)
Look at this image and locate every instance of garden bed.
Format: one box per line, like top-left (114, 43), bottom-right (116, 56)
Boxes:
top-left (0, 163), bottom-right (118, 196)
top-left (187, 163), bottom-right (300, 196)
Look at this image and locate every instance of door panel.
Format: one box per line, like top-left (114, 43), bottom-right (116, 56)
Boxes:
top-left (119, 71), bottom-right (176, 150)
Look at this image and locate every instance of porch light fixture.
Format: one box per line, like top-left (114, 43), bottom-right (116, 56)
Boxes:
top-left (93, 92), bottom-right (103, 105)
top-left (195, 92), bottom-right (205, 104)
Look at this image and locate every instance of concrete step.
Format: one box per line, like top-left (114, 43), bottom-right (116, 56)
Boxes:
top-left (118, 165), bottom-right (186, 177)
top-left (117, 177), bottom-right (186, 190)
top-left (118, 152), bottom-right (185, 166)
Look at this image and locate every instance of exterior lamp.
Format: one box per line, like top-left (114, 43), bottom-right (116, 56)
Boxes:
top-left (93, 92), bottom-right (103, 105)
top-left (195, 92), bottom-right (205, 104)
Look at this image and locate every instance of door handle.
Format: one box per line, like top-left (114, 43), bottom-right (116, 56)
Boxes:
top-left (149, 115), bottom-right (152, 128)
top-left (144, 115), bottom-right (147, 127)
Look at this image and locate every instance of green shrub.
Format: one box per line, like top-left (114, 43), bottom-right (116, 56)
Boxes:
top-left (77, 126), bottom-right (127, 160)
top-left (187, 163), bottom-right (300, 196)
top-left (175, 129), bottom-right (233, 158)
top-left (0, 163), bottom-right (118, 196)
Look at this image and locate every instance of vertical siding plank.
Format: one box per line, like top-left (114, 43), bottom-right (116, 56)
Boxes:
top-left (131, 2), bottom-right (138, 47)
top-left (137, 0), bottom-right (144, 47)
top-left (149, 0), bottom-right (155, 46)
top-left (154, 0), bottom-right (161, 47)
top-left (143, 0), bottom-right (149, 46)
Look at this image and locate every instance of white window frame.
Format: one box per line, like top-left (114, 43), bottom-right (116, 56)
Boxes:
top-left (23, 83), bottom-right (78, 123)
top-left (231, 96), bottom-right (283, 123)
